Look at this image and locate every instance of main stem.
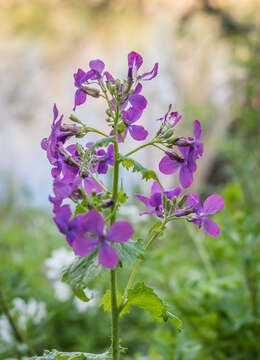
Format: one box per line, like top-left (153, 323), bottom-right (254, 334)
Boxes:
top-left (110, 104), bottom-right (120, 360)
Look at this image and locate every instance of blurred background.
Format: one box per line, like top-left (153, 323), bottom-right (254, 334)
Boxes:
top-left (0, 0), bottom-right (260, 359)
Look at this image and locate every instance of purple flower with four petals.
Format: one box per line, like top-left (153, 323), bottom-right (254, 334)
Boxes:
top-left (186, 193), bottom-right (224, 237)
top-left (159, 120), bottom-right (203, 188)
top-left (72, 210), bottom-right (134, 268)
top-left (134, 181), bottom-right (182, 217)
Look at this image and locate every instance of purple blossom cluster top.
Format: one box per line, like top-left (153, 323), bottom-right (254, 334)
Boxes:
top-left (42, 50), bottom-right (224, 269)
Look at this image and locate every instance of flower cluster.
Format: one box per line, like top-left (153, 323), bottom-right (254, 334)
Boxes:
top-left (42, 50), bottom-right (224, 270)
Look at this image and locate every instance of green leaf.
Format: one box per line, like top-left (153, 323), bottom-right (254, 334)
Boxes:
top-left (121, 282), bottom-right (182, 331)
top-left (88, 136), bottom-right (115, 153)
top-left (148, 221), bottom-right (162, 236)
top-left (120, 156), bottom-right (161, 183)
top-left (29, 349), bottom-right (111, 360)
top-left (62, 251), bottom-right (101, 293)
top-left (99, 290), bottom-right (122, 312)
top-left (112, 240), bottom-right (144, 263)
top-left (166, 311), bottom-right (182, 332)
top-left (73, 289), bottom-right (90, 302)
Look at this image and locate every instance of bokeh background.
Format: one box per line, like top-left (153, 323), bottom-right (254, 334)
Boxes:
top-left (0, 0), bottom-right (260, 359)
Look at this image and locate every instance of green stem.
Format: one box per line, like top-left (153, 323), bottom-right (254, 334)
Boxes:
top-left (69, 115), bottom-right (108, 137)
top-left (110, 104), bottom-right (120, 360)
top-left (124, 142), bottom-right (154, 157)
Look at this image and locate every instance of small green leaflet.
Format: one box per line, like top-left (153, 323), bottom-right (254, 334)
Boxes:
top-left (99, 290), bottom-right (122, 312)
top-left (29, 349), bottom-right (111, 360)
top-left (62, 251), bottom-right (101, 301)
top-left (112, 240), bottom-right (144, 263)
top-left (121, 282), bottom-right (182, 331)
top-left (120, 156), bottom-right (161, 183)
top-left (88, 136), bottom-right (115, 153)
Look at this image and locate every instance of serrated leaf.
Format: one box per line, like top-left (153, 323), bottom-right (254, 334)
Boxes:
top-left (29, 349), bottom-right (111, 360)
top-left (120, 156), bottom-right (161, 183)
top-left (112, 240), bottom-right (144, 263)
top-left (99, 290), bottom-right (122, 312)
top-left (121, 282), bottom-right (182, 331)
top-left (62, 251), bottom-right (101, 292)
top-left (88, 136), bottom-right (115, 153)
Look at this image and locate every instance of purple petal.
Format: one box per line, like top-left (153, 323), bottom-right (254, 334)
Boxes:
top-left (159, 155), bottom-right (181, 175)
top-left (83, 210), bottom-right (105, 237)
top-left (130, 94), bottom-right (147, 110)
top-left (97, 162), bottom-right (108, 174)
top-left (133, 83), bottom-right (142, 94)
top-left (53, 104), bottom-right (58, 121)
top-left (194, 120), bottom-right (201, 140)
top-left (73, 89), bottom-right (86, 111)
top-left (73, 236), bottom-right (98, 257)
top-left (179, 165), bottom-right (193, 188)
top-left (150, 193), bottom-right (162, 207)
top-left (74, 68), bottom-right (87, 87)
top-left (203, 218), bottom-right (220, 237)
top-left (139, 208), bottom-right (156, 216)
top-left (98, 243), bottom-right (119, 268)
top-left (178, 146), bottom-right (190, 159)
top-left (104, 71), bottom-right (115, 84)
top-left (84, 177), bottom-right (102, 195)
top-left (53, 205), bottom-right (71, 234)
top-left (123, 107), bottom-right (142, 124)
top-left (128, 51), bottom-right (143, 69)
top-left (129, 125), bottom-right (148, 141)
top-left (134, 194), bottom-right (151, 207)
top-left (139, 63), bottom-right (159, 81)
top-left (41, 138), bottom-right (48, 151)
top-left (151, 181), bottom-right (161, 196)
top-left (187, 193), bottom-right (201, 208)
top-left (106, 221), bottom-right (133, 243)
top-left (203, 195), bottom-right (224, 215)
top-left (164, 187), bottom-right (182, 199)
top-left (89, 59), bottom-right (105, 74)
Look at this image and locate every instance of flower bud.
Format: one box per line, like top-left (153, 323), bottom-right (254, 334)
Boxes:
top-left (106, 80), bottom-right (114, 95)
top-left (115, 79), bottom-right (121, 92)
top-left (81, 86), bottom-right (100, 97)
top-left (101, 199), bottom-right (115, 208)
top-left (165, 151), bottom-right (183, 163)
top-left (163, 128), bottom-right (174, 139)
top-left (123, 78), bottom-right (133, 95)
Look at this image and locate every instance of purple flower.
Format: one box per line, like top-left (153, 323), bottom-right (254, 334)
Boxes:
top-left (73, 60), bottom-right (114, 111)
top-left (134, 181), bottom-right (182, 217)
top-left (41, 104), bottom-right (75, 178)
top-left (122, 107), bottom-right (148, 141)
top-left (72, 210), bottom-right (134, 268)
top-left (158, 104), bottom-right (182, 131)
top-left (95, 144), bottom-right (115, 174)
top-left (186, 193), bottom-right (224, 237)
top-left (159, 120), bottom-right (203, 188)
top-left (54, 204), bottom-right (90, 246)
top-left (128, 51), bottom-right (158, 81)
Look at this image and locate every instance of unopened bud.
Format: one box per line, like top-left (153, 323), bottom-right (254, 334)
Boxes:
top-left (60, 123), bottom-right (79, 135)
top-left (101, 199), bottom-right (115, 208)
top-left (174, 137), bottom-right (192, 146)
top-left (123, 78), bottom-right (133, 95)
top-left (115, 79), bottom-right (121, 92)
top-left (178, 194), bottom-right (187, 208)
top-left (81, 86), bottom-right (100, 98)
top-left (163, 128), bottom-right (174, 140)
top-left (106, 80), bottom-right (114, 95)
top-left (106, 108), bottom-right (113, 117)
top-left (165, 151), bottom-right (183, 163)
